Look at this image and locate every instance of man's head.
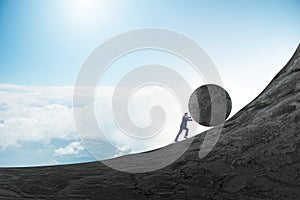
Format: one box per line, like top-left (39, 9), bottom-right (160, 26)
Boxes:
top-left (184, 112), bottom-right (188, 116)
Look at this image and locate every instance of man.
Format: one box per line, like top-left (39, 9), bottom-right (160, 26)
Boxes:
top-left (175, 112), bottom-right (192, 142)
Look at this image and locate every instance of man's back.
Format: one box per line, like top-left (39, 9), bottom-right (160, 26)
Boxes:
top-left (180, 116), bottom-right (192, 128)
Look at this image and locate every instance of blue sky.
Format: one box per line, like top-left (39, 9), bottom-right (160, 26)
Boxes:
top-left (1, 0), bottom-right (299, 85)
top-left (0, 0), bottom-right (300, 167)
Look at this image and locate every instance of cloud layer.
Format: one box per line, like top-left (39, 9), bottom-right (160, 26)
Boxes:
top-left (0, 85), bottom-right (76, 150)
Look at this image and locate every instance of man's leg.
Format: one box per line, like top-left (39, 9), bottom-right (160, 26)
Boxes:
top-left (175, 128), bottom-right (183, 142)
top-left (184, 127), bottom-right (189, 138)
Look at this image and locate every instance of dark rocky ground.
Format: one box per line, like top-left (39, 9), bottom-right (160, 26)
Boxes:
top-left (1, 44), bottom-right (300, 199)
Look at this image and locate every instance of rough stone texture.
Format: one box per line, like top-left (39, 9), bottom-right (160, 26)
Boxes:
top-left (0, 44), bottom-right (300, 199)
top-left (189, 84), bottom-right (232, 126)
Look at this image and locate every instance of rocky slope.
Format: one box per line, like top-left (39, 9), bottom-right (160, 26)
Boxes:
top-left (0, 44), bottom-right (300, 199)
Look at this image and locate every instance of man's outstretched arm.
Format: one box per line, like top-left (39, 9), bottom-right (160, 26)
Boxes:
top-left (185, 116), bottom-right (192, 121)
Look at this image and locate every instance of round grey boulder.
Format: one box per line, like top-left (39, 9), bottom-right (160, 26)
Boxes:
top-left (189, 84), bottom-right (232, 127)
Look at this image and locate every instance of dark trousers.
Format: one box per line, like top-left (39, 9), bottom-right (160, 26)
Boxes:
top-left (175, 127), bottom-right (189, 141)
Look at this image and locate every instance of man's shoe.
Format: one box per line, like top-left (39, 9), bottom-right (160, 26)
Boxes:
top-left (184, 136), bottom-right (188, 139)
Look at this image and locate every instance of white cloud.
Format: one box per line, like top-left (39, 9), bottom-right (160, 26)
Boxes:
top-left (54, 141), bottom-right (84, 156)
top-left (0, 84), bottom-right (77, 150)
top-left (0, 84), bottom-right (73, 106)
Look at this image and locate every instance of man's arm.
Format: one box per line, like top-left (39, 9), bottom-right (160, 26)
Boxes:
top-left (185, 116), bottom-right (192, 121)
